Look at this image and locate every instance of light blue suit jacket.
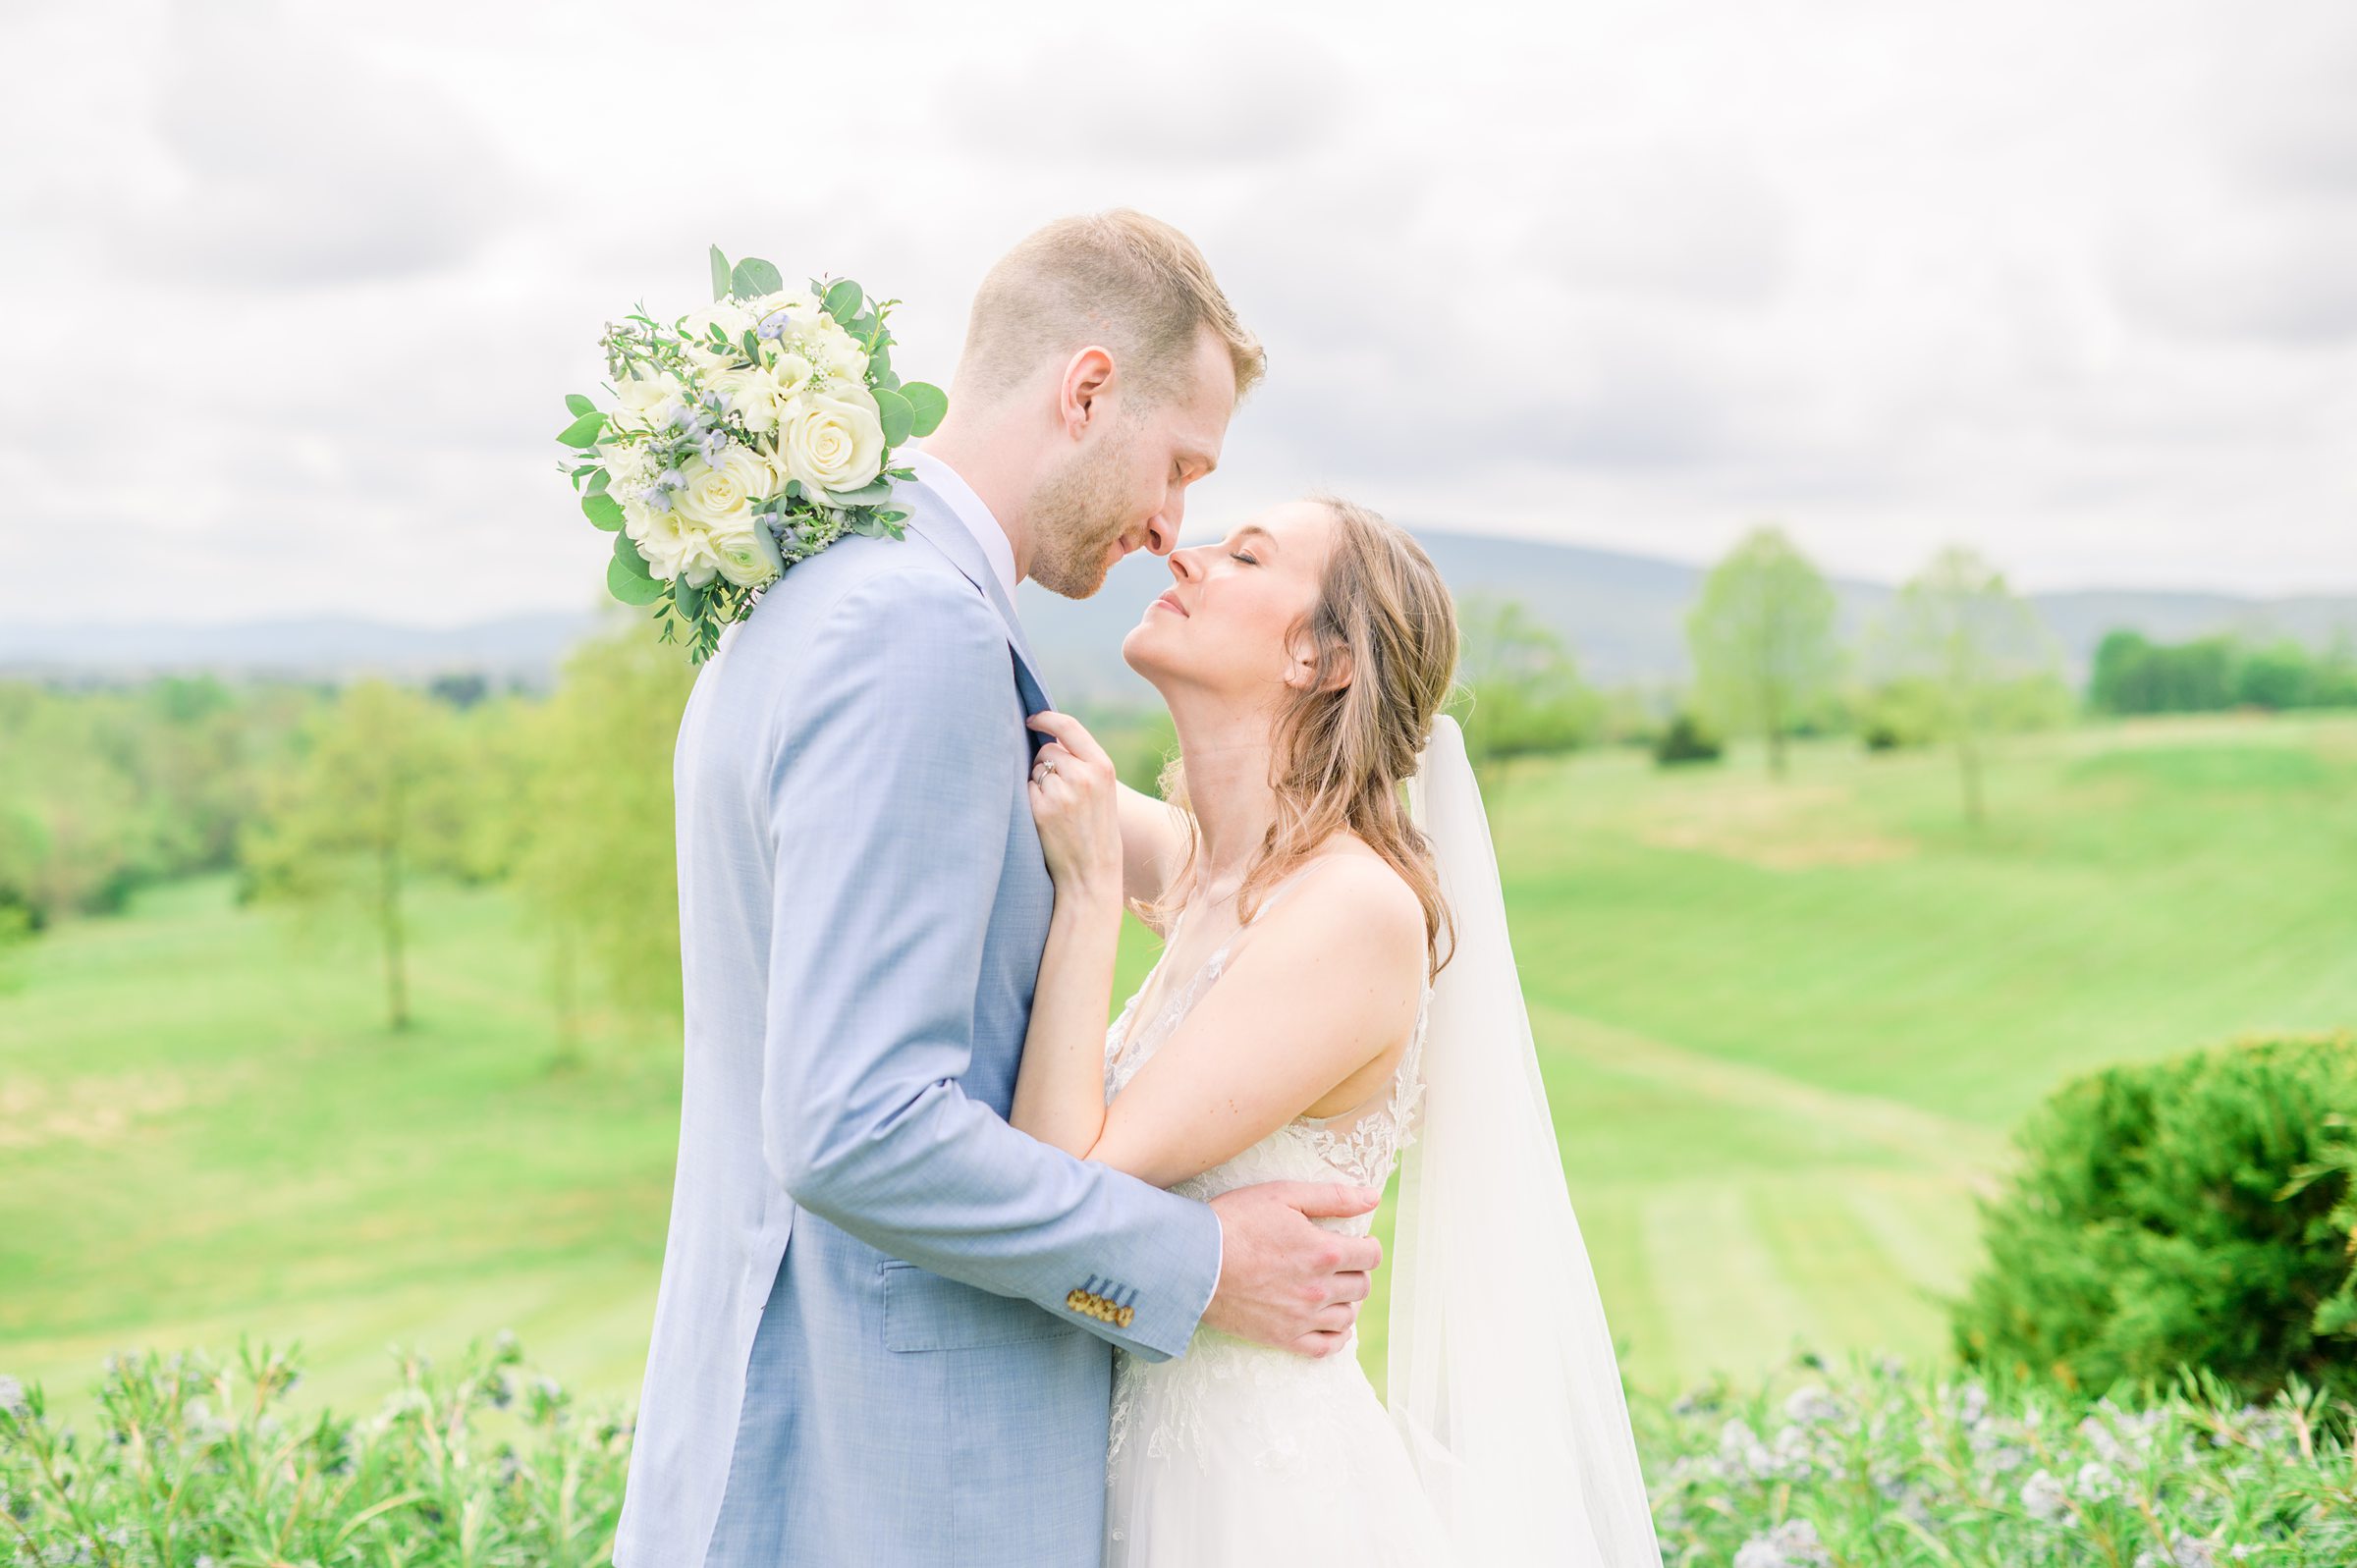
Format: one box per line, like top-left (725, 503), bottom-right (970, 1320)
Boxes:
top-left (614, 475), bottom-right (1225, 1568)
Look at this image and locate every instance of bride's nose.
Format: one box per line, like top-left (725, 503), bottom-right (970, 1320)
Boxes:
top-left (1167, 547), bottom-right (1206, 585)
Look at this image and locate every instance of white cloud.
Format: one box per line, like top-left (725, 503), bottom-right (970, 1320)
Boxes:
top-left (1, 0), bottom-right (2351, 631)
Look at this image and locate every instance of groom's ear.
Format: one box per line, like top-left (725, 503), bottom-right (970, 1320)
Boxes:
top-left (1058, 346), bottom-right (1119, 438)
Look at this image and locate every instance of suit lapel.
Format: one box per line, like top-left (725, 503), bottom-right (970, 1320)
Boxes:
top-left (897, 488), bottom-right (1057, 730)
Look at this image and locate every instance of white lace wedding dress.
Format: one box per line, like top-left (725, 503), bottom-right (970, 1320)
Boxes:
top-left (1099, 874), bottom-right (1459, 1566)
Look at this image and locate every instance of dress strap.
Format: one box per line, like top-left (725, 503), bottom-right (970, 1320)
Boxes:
top-left (1205, 857), bottom-right (1339, 971)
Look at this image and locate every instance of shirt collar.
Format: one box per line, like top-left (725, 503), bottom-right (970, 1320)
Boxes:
top-left (904, 447), bottom-right (1018, 605)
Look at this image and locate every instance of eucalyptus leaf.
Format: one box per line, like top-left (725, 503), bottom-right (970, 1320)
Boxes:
top-left (822, 279), bottom-right (862, 324)
top-left (868, 345), bottom-right (895, 385)
top-left (582, 492), bottom-right (626, 531)
top-left (609, 557), bottom-right (667, 604)
top-left (902, 382), bottom-right (949, 438)
top-left (565, 393), bottom-right (596, 418)
top-left (585, 467), bottom-right (611, 496)
top-left (871, 386), bottom-right (914, 448)
top-left (673, 577), bottom-right (707, 618)
top-left (732, 257), bottom-right (784, 298)
top-left (826, 479), bottom-right (897, 508)
top-left (613, 531), bottom-right (653, 578)
top-left (709, 245), bottom-right (732, 301)
top-left (557, 410), bottom-right (607, 449)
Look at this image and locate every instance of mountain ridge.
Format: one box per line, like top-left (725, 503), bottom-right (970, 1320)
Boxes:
top-left (7, 531), bottom-right (2351, 702)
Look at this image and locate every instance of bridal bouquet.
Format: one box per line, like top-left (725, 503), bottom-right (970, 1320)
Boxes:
top-left (556, 247), bottom-right (948, 661)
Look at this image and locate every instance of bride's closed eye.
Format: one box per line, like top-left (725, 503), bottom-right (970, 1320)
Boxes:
top-left (1231, 550), bottom-right (1259, 566)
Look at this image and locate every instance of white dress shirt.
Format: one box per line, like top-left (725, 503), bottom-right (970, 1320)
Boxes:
top-left (904, 447), bottom-right (1018, 605)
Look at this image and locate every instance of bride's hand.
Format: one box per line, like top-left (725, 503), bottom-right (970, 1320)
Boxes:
top-left (1025, 711), bottom-right (1124, 902)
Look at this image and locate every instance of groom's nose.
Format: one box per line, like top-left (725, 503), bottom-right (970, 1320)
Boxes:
top-left (1141, 509), bottom-right (1179, 557)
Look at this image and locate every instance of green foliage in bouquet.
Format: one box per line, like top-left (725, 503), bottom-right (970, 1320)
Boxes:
top-left (1953, 1034), bottom-right (2357, 1404)
top-left (556, 247), bottom-right (949, 663)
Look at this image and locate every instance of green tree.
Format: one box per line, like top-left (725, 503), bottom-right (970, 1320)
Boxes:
top-left (242, 681), bottom-right (469, 1031)
top-left (1684, 526), bottom-right (1840, 779)
top-left (1453, 596), bottom-right (1600, 773)
top-left (1867, 547), bottom-right (2063, 828)
top-left (511, 623), bottom-right (695, 1052)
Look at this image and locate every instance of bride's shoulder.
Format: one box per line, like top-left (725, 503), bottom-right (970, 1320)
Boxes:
top-left (1265, 844), bottom-right (1425, 969)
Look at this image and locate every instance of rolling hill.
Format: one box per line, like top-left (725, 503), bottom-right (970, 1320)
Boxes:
top-left (7, 530), bottom-right (2351, 703)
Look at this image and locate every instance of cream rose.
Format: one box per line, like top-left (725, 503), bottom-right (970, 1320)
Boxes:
top-left (778, 387), bottom-right (886, 497)
top-left (704, 515), bottom-right (783, 590)
top-left (625, 498), bottom-right (707, 583)
top-left (676, 446), bottom-right (776, 531)
top-left (806, 318), bottom-right (869, 384)
top-left (679, 300), bottom-right (758, 370)
top-left (596, 438), bottom-right (653, 493)
top-left (610, 370), bottom-right (686, 436)
top-left (707, 365), bottom-right (787, 436)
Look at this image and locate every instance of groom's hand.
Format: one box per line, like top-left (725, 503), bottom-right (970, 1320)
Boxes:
top-left (1200, 1181), bottom-right (1383, 1359)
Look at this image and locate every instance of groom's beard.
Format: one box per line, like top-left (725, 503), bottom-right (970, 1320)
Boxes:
top-left (1025, 422), bottom-right (1138, 600)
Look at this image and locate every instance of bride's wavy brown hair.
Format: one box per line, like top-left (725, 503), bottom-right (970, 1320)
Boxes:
top-left (1146, 496), bottom-right (1461, 978)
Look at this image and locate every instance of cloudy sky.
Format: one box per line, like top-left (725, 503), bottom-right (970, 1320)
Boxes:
top-left (4, 0), bottom-right (2352, 627)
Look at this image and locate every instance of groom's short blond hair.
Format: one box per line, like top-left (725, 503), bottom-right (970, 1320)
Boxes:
top-left (958, 210), bottom-right (1265, 406)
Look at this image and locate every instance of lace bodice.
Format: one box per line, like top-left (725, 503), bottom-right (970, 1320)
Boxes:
top-left (1102, 913), bottom-right (1431, 1199)
top-left (1101, 867), bottom-right (1433, 1487)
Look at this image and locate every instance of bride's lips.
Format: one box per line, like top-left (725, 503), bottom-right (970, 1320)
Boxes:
top-left (1152, 589), bottom-right (1190, 619)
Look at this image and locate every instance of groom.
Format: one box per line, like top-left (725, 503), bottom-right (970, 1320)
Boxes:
top-left (615, 211), bottom-right (1388, 1568)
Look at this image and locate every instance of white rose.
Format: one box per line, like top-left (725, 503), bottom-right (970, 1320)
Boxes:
top-left (807, 318), bottom-right (869, 384)
top-left (675, 446), bottom-right (776, 531)
top-left (595, 439), bottom-right (653, 493)
top-left (610, 370), bottom-right (685, 436)
top-left (747, 289), bottom-right (825, 335)
top-left (707, 365), bottom-right (786, 436)
top-left (704, 515), bottom-right (784, 590)
top-left (625, 498), bottom-right (706, 582)
top-left (778, 387), bottom-right (886, 497)
top-left (680, 300), bottom-right (759, 370)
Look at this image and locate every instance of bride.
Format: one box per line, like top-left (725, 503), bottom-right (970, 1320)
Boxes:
top-left (1008, 495), bottom-right (1663, 1567)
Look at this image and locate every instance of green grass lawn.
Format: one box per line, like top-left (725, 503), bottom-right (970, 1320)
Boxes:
top-left (5, 711), bottom-right (2354, 1420)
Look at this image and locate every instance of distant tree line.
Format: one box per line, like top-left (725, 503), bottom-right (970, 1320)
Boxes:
top-left (2089, 630), bottom-right (2357, 717)
top-left (0, 626), bottom-right (686, 1040)
top-left (1675, 527), bottom-right (2068, 826)
top-left (9, 561), bottom-right (2348, 1022)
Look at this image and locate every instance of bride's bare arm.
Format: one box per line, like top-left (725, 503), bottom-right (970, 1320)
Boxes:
top-left (1014, 710), bottom-right (1423, 1186)
top-left (1084, 861), bottom-right (1423, 1189)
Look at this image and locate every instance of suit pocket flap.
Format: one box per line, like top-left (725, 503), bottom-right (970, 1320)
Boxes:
top-left (880, 1261), bottom-right (1076, 1353)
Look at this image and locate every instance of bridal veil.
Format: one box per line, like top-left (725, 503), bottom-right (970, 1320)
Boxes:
top-left (1392, 714), bottom-right (1664, 1566)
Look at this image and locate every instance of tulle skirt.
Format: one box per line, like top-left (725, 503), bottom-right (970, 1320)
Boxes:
top-left (1102, 1329), bottom-right (1458, 1567)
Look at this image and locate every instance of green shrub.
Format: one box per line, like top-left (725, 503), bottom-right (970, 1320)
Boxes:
top-left (0, 1337), bottom-right (630, 1566)
top-left (1653, 712), bottom-right (1725, 767)
top-left (10, 1339), bottom-right (2356, 1564)
top-left (1954, 1034), bottom-right (2357, 1402)
top-left (1645, 1355), bottom-right (2357, 1565)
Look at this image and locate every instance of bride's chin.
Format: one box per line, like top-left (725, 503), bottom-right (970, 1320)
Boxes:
top-left (1120, 625), bottom-right (1172, 683)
